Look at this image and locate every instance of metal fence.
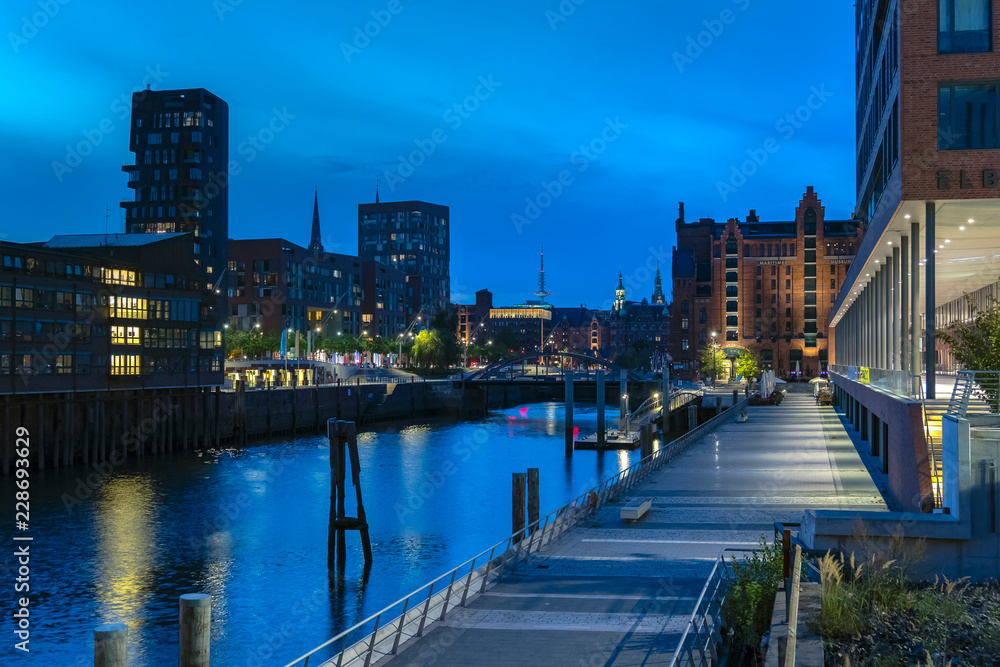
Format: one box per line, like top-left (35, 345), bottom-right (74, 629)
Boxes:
top-left (947, 370), bottom-right (1000, 417)
top-left (283, 400), bottom-right (749, 667)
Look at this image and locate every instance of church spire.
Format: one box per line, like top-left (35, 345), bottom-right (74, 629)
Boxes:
top-left (309, 189), bottom-right (323, 252)
top-left (614, 267), bottom-right (626, 313)
top-left (652, 261), bottom-right (665, 305)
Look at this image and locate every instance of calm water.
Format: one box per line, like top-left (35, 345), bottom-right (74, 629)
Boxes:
top-left (1, 402), bottom-right (649, 666)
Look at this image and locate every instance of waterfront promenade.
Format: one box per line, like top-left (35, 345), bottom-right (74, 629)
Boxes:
top-left (382, 394), bottom-right (887, 666)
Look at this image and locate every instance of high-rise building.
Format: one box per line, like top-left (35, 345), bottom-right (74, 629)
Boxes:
top-left (830, 0), bottom-right (1000, 397)
top-left (121, 87), bottom-right (229, 289)
top-left (358, 198), bottom-right (450, 321)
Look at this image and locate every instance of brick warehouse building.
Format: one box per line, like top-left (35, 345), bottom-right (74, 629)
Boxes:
top-left (671, 188), bottom-right (863, 379)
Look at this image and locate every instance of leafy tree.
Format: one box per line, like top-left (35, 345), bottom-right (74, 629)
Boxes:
top-left (936, 293), bottom-right (1000, 371)
top-left (430, 307), bottom-right (460, 366)
top-left (412, 329), bottom-right (445, 368)
top-left (225, 329), bottom-right (248, 358)
top-left (699, 344), bottom-right (728, 380)
top-left (736, 348), bottom-right (760, 380)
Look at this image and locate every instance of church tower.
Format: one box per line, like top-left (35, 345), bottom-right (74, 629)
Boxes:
top-left (652, 262), bottom-right (665, 305)
top-left (614, 270), bottom-right (626, 314)
top-left (309, 189), bottom-right (323, 252)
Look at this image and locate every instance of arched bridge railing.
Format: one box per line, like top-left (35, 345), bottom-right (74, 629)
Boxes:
top-left (464, 352), bottom-right (644, 382)
top-left (630, 389), bottom-right (703, 428)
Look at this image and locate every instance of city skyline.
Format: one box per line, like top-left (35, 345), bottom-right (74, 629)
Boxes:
top-left (2, 1), bottom-right (857, 307)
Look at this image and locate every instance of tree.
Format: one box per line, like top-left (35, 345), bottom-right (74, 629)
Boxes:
top-left (412, 329), bottom-right (445, 368)
top-left (699, 345), bottom-right (727, 380)
top-left (937, 292), bottom-right (1000, 373)
top-left (736, 348), bottom-right (761, 380)
top-left (430, 307), bottom-right (460, 366)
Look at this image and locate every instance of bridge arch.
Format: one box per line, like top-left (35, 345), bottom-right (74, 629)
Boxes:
top-left (464, 352), bottom-right (644, 382)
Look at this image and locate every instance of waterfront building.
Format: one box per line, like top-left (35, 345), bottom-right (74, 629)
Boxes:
top-left (670, 189), bottom-right (862, 379)
top-left (608, 269), bottom-right (671, 366)
top-left (227, 238), bottom-right (365, 336)
top-left (489, 302), bottom-right (552, 354)
top-left (823, 0), bottom-right (1000, 514)
top-left (0, 233), bottom-right (223, 393)
top-left (457, 288), bottom-right (494, 348)
top-left (358, 198), bottom-right (450, 322)
top-left (120, 88), bottom-right (229, 294)
top-left (549, 307), bottom-right (608, 355)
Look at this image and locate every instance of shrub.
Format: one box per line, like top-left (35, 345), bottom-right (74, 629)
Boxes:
top-left (722, 536), bottom-right (784, 664)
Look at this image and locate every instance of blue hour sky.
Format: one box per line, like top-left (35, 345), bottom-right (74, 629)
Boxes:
top-left (0, 0), bottom-right (856, 308)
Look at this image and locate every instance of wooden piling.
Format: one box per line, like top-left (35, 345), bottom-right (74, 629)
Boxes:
top-left (527, 468), bottom-right (539, 534)
top-left (512, 472), bottom-right (526, 544)
top-left (178, 593), bottom-right (211, 666)
top-left (94, 622), bottom-right (128, 667)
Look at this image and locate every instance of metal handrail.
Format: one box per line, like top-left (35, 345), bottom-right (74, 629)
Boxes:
top-left (284, 400), bottom-right (748, 667)
top-left (917, 378), bottom-right (943, 510)
top-left (946, 370), bottom-right (1000, 417)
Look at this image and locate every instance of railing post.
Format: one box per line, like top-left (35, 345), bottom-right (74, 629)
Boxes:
top-left (363, 613), bottom-right (381, 667)
top-left (390, 598), bottom-right (409, 655)
top-left (460, 559), bottom-right (477, 606)
top-left (480, 546), bottom-right (497, 594)
top-left (440, 570), bottom-right (458, 620)
top-left (416, 583), bottom-right (434, 638)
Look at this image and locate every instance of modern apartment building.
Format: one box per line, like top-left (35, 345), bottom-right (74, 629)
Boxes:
top-left (358, 199), bottom-right (450, 321)
top-left (120, 88), bottom-right (229, 292)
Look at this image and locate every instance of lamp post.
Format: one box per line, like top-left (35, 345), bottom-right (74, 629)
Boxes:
top-left (397, 306), bottom-right (426, 365)
top-left (623, 393), bottom-right (630, 434)
top-left (463, 313), bottom-right (490, 372)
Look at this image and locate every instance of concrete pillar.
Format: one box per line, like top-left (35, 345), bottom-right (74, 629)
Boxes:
top-left (925, 202), bottom-right (936, 399)
top-left (687, 403), bottom-right (698, 430)
top-left (179, 594), bottom-right (211, 666)
top-left (94, 623), bottom-right (127, 667)
top-left (596, 370), bottom-right (605, 445)
top-left (564, 371), bottom-right (574, 455)
top-left (901, 235), bottom-right (909, 372)
top-left (619, 370), bottom-right (627, 424)
top-left (892, 247), bottom-right (900, 371)
top-left (911, 221), bottom-right (921, 387)
top-left (885, 257), bottom-right (892, 369)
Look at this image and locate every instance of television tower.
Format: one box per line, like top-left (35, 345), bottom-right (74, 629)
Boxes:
top-left (534, 244), bottom-right (550, 304)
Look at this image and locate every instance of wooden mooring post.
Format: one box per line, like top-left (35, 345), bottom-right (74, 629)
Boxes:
top-left (94, 623), bottom-right (127, 666)
top-left (512, 472), bottom-right (526, 543)
top-left (596, 370), bottom-right (605, 446)
top-left (327, 420), bottom-right (373, 570)
top-left (564, 371), bottom-right (574, 455)
top-left (527, 468), bottom-right (539, 534)
top-left (179, 593), bottom-right (211, 666)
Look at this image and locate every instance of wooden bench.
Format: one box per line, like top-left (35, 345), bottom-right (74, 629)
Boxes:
top-left (620, 497), bottom-right (652, 522)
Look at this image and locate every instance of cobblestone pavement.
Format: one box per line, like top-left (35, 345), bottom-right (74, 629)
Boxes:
top-left (383, 394), bottom-right (887, 666)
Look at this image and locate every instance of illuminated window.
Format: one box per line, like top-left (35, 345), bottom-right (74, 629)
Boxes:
top-left (110, 354), bottom-right (141, 376)
top-left (101, 268), bottom-right (138, 286)
top-left (15, 287), bottom-right (32, 308)
top-left (108, 297), bottom-right (147, 319)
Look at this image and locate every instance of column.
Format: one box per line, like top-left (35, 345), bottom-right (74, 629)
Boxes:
top-left (875, 269), bottom-right (883, 369)
top-left (925, 203), bottom-right (936, 399)
top-left (911, 221), bottom-right (921, 381)
top-left (901, 235), bottom-right (909, 372)
top-left (892, 247), bottom-right (901, 371)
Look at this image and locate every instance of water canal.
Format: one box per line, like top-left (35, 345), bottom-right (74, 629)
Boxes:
top-left (2, 402), bottom-right (657, 666)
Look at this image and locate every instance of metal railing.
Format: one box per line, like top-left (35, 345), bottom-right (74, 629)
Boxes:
top-left (284, 400), bottom-right (748, 667)
top-left (829, 365), bottom-right (915, 398)
top-left (946, 370), bottom-right (1000, 417)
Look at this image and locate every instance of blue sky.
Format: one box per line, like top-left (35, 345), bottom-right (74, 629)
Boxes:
top-left (0, 0), bottom-right (857, 307)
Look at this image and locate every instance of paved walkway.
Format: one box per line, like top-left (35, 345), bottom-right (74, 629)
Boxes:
top-left (383, 395), bottom-right (887, 666)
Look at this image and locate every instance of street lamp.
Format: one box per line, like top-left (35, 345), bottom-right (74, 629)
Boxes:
top-left (710, 331), bottom-right (718, 387)
top-left (623, 393), bottom-right (630, 434)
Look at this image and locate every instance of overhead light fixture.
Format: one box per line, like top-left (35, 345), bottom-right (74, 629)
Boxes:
top-left (945, 239), bottom-right (951, 243)
top-left (888, 241), bottom-right (893, 245)
top-left (969, 218), bottom-right (975, 223)
top-left (959, 226), bottom-right (966, 230)
top-left (939, 244), bottom-right (945, 248)
top-left (904, 214), bottom-right (911, 219)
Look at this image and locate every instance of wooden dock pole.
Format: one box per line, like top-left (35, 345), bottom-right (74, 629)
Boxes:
top-left (178, 593), bottom-right (211, 666)
top-left (94, 622), bottom-right (127, 666)
top-left (687, 404), bottom-right (698, 430)
top-left (327, 420), bottom-right (373, 570)
top-left (596, 370), bottom-right (605, 446)
top-left (527, 468), bottom-right (539, 534)
top-left (512, 472), bottom-right (526, 544)
top-left (564, 371), bottom-right (574, 455)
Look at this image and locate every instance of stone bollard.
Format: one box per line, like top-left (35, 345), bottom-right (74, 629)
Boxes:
top-left (94, 623), bottom-right (127, 667)
top-left (179, 593), bottom-right (211, 666)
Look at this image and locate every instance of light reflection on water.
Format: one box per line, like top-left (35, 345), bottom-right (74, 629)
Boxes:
top-left (2, 401), bottom-right (638, 666)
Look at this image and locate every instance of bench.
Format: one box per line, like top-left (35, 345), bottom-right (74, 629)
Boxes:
top-left (620, 497), bottom-right (652, 522)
